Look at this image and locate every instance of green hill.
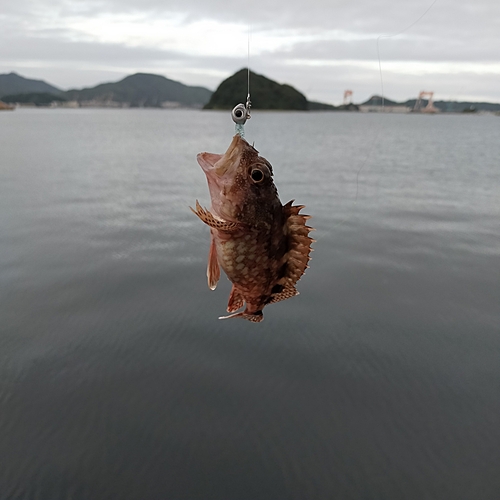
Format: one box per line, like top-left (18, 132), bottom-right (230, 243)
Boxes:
top-left (0, 72), bottom-right (62, 99)
top-left (405, 99), bottom-right (500, 113)
top-left (361, 94), bottom-right (500, 112)
top-left (361, 95), bottom-right (402, 107)
top-left (64, 73), bottom-right (212, 108)
top-left (204, 69), bottom-right (309, 111)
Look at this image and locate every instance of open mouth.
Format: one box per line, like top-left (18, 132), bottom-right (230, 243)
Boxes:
top-left (196, 152), bottom-right (222, 173)
top-left (197, 135), bottom-right (245, 177)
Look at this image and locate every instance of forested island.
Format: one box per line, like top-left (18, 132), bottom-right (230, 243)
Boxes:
top-left (204, 69), bottom-right (307, 110)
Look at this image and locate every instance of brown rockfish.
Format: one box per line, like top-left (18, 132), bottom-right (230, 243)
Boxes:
top-left (191, 135), bottom-right (313, 322)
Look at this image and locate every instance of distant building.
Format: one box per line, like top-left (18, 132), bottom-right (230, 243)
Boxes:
top-left (62, 100), bottom-right (79, 108)
top-left (161, 101), bottom-right (182, 109)
top-left (359, 105), bottom-right (410, 113)
top-left (0, 100), bottom-right (15, 110)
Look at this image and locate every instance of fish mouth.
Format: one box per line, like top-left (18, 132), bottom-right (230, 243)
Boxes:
top-left (197, 152), bottom-right (223, 173)
top-left (197, 135), bottom-right (246, 177)
top-left (197, 135), bottom-right (250, 223)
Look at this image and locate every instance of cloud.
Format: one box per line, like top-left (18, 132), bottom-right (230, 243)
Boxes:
top-left (1, 0), bottom-right (500, 102)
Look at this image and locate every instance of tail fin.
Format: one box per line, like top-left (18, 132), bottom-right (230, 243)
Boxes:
top-left (219, 310), bottom-right (264, 323)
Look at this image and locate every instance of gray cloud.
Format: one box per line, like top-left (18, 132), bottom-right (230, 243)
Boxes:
top-left (0, 36), bottom-right (180, 65)
top-left (38, 0), bottom-right (500, 38)
top-left (273, 34), bottom-right (500, 64)
top-left (1, 0), bottom-right (500, 102)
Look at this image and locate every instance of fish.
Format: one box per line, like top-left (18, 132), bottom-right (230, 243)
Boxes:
top-left (191, 134), bottom-right (314, 322)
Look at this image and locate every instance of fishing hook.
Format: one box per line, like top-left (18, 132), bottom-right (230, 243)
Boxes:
top-left (231, 93), bottom-right (251, 138)
top-left (231, 93), bottom-right (251, 125)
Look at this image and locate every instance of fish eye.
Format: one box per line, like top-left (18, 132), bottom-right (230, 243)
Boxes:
top-left (250, 168), bottom-right (265, 183)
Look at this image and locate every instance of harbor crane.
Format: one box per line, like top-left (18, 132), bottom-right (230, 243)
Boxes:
top-left (343, 90), bottom-right (353, 106)
top-left (413, 91), bottom-right (439, 113)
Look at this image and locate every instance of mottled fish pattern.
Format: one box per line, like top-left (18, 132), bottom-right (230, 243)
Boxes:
top-left (192, 135), bottom-right (314, 322)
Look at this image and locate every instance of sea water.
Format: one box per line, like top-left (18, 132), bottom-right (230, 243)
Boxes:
top-left (0, 108), bottom-right (499, 499)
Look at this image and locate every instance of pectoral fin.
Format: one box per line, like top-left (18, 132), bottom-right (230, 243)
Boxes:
top-left (190, 201), bottom-right (240, 231)
top-left (207, 234), bottom-right (220, 290)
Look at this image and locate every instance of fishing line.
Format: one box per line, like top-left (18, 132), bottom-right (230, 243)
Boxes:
top-left (247, 27), bottom-right (251, 102)
top-left (377, 0), bottom-right (438, 108)
top-left (231, 28), bottom-right (252, 136)
top-left (332, 0), bottom-right (438, 230)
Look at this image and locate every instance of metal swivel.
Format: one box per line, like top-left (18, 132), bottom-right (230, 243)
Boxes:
top-left (231, 103), bottom-right (249, 125)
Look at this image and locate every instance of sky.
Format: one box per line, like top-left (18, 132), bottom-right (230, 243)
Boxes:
top-left (1, 0), bottom-right (500, 104)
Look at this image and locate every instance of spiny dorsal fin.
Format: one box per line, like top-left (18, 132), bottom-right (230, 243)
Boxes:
top-left (282, 201), bottom-right (314, 286)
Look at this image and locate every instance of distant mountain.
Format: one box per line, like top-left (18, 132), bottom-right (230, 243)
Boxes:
top-left (406, 99), bottom-right (500, 113)
top-left (204, 69), bottom-right (309, 111)
top-left (0, 72), bottom-right (62, 99)
top-left (3, 71), bottom-right (499, 113)
top-left (361, 95), bottom-right (404, 107)
top-left (64, 73), bottom-right (212, 108)
top-left (361, 94), bottom-right (500, 113)
top-left (307, 101), bottom-right (360, 111)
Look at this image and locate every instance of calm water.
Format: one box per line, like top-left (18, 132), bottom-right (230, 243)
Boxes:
top-left (1, 108), bottom-right (499, 499)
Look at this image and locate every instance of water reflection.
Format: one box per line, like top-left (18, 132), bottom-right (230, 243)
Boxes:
top-left (0, 109), bottom-right (499, 499)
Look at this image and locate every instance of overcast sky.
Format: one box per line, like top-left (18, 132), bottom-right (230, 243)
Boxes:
top-left (1, 0), bottom-right (499, 103)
